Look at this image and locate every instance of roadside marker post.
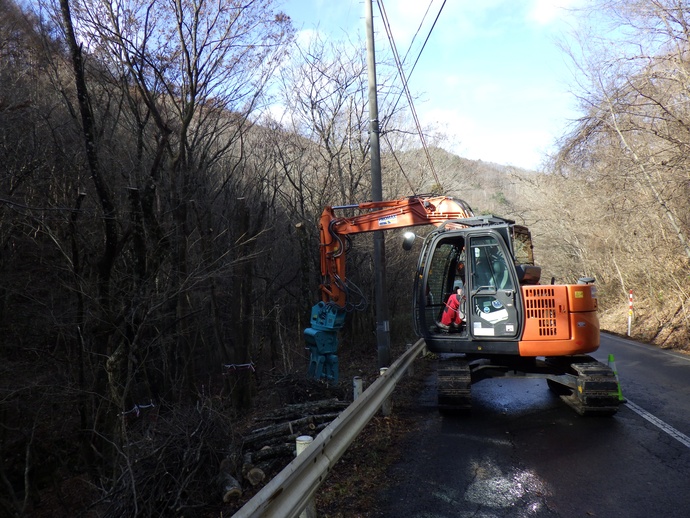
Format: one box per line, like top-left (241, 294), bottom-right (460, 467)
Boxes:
top-left (608, 353), bottom-right (626, 402)
top-left (627, 289), bottom-right (633, 336)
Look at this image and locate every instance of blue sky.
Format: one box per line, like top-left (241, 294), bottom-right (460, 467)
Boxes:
top-left (277, 0), bottom-right (587, 171)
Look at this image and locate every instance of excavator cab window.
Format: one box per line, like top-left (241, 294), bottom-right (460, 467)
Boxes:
top-left (467, 235), bottom-right (520, 338)
top-left (471, 238), bottom-right (514, 291)
top-left (511, 225), bottom-right (534, 265)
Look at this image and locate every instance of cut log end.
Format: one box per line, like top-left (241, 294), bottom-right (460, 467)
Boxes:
top-left (221, 473), bottom-right (242, 502)
top-left (246, 466), bottom-right (266, 486)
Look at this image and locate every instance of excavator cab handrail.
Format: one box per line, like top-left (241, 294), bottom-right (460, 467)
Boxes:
top-left (438, 215), bottom-right (515, 230)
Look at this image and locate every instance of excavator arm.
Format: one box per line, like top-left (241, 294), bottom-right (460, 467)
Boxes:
top-left (318, 195), bottom-right (474, 306)
top-left (305, 194), bottom-right (473, 382)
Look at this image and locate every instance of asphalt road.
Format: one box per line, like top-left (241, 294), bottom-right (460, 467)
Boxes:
top-left (375, 334), bottom-right (690, 517)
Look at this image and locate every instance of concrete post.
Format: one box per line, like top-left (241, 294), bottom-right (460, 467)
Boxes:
top-left (406, 344), bottom-right (414, 377)
top-left (353, 376), bottom-right (363, 400)
top-left (379, 368), bottom-right (391, 416)
top-left (296, 436), bottom-right (316, 518)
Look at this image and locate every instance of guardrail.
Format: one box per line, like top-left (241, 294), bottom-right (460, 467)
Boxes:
top-left (232, 338), bottom-right (426, 518)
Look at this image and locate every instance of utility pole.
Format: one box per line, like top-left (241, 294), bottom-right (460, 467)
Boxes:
top-left (365, 0), bottom-right (390, 368)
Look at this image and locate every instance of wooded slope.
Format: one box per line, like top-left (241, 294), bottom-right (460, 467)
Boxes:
top-left (0, 0), bottom-right (687, 515)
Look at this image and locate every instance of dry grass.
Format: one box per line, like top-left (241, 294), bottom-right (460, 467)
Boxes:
top-left (600, 304), bottom-right (690, 353)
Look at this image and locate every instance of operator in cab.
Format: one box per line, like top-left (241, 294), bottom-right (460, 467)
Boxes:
top-left (438, 283), bottom-right (465, 331)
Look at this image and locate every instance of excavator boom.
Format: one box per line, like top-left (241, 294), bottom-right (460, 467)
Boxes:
top-left (318, 195), bottom-right (474, 305)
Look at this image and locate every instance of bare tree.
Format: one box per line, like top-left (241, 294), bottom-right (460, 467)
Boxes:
top-left (550, 0), bottom-right (690, 343)
top-left (0, 0), bottom-right (297, 512)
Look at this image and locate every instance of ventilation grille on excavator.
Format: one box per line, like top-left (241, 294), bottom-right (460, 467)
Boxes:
top-left (523, 287), bottom-right (560, 337)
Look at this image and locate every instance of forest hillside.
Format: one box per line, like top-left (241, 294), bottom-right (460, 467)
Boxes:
top-left (0, 0), bottom-right (688, 516)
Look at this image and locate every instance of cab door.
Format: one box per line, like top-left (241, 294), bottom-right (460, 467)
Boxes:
top-left (412, 236), bottom-right (461, 336)
top-left (466, 234), bottom-right (521, 339)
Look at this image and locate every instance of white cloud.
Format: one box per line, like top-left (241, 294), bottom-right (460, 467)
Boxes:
top-left (419, 107), bottom-right (545, 170)
top-left (294, 27), bottom-right (326, 48)
top-left (527, 0), bottom-right (584, 26)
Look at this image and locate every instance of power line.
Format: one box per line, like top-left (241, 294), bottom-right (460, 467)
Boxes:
top-left (400, 0), bottom-right (436, 68)
top-left (382, 131), bottom-right (417, 193)
top-left (377, 0), bottom-right (444, 190)
top-left (392, 0), bottom-right (446, 117)
top-left (405, 0), bottom-right (447, 95)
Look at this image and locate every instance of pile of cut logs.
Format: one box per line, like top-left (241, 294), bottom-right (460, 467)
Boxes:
top-left (222, 398), bottom-right (349, 502)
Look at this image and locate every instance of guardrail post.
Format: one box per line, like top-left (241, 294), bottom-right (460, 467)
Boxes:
top-left (406, 344), bottom-right (414, 377)
top-left (296, 435), bottom-right (317, 518)
top-left (379, 368), bottom-right (391, 416)
top-left (353, 376), bottom-right (363, 400)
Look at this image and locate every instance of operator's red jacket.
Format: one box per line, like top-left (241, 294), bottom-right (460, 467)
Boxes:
top-left (441, 290), bottom-right (464, 326)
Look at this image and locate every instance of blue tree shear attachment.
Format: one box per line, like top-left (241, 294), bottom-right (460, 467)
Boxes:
top-left (304, 301), bottom-right (346, 382)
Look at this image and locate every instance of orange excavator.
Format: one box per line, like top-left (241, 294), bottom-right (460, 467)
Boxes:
top-left (304, 194), bottom-right (622, 415)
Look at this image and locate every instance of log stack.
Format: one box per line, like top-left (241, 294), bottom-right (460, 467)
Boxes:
top-left (221, 398), bottom-right (349, 501)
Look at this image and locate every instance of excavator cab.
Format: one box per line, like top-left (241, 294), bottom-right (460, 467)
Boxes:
top-left (410, 217), bottom-right (622, 416)
top-left (413, 217), bottom-right (532, 354)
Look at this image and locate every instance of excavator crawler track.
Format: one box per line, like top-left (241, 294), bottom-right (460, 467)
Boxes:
top-left (437, 359), bottom-right (471, 413)
top-left (560, 360), bottom-right (622, 416)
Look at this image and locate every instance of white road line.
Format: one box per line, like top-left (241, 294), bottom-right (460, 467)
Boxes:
top-left (603, 333), bottom-right (690, 363)
top-left (626, 400), bottom-right (690, 449)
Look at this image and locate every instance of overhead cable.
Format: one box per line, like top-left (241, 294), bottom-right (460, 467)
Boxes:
top-left (405, 0), bottom-right (447, 94)
top-left (377, 0), bottom-right (443, 190)
top-left (392, 0), bottom-right (447, 118)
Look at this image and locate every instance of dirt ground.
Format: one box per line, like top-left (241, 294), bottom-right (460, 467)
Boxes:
top-left (313, 354), bottom-right (434, 517)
